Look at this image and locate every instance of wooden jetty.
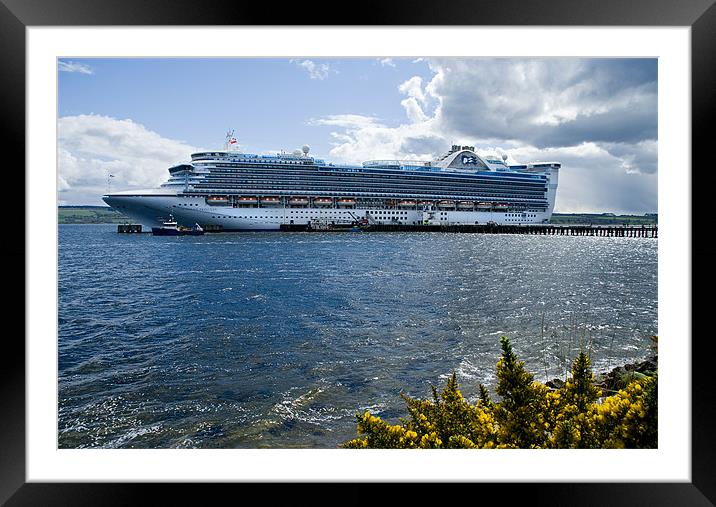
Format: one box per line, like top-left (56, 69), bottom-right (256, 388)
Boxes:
top-left (117, 224), bottom-right (142, 233)
top-left (202, 224), bottom-right (224, 232)
top-left (281, 223), bottom-right (658, 238)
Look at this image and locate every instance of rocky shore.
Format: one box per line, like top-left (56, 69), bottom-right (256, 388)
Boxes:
top-left (545, 354), bottom-right (658, 394)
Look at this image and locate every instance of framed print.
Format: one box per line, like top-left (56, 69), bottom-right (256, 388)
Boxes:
top-left (5, 0), bottom-right (714, 504)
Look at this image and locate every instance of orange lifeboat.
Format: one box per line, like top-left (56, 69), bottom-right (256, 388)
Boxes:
top-left (437, 200), bottom-right (455, 208)
top-left (206, 195), bottom-right (230, 206)
top-left (336, 198), bottom-right (356, 207)
top-left (457, 201), bottom-right (474, 209)
top-left (398, 200), bottom-right (417, 207)
top-left (314, 197), bottom-right (333, 206)
top-left (260, 196), bottom-right (280, 205)
top-left (288, 196), bottom-right (309, 206)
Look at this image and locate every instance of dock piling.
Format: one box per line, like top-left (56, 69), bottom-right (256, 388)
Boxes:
top-left (117, 224), bottom-right (142, 233)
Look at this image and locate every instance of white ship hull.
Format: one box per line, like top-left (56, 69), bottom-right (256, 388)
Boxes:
top-left (104, 193), bottom-right (551, 231)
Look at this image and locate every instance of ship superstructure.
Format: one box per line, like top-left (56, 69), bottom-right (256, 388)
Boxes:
top-left (102, 133), bottom-right (560, 231)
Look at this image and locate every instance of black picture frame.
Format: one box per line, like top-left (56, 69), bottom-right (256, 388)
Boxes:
top-left (4, 0), bottom-right (713, 504)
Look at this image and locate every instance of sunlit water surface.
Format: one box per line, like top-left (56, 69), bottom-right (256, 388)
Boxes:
top-left (58, 224), bottom-right (657, 448)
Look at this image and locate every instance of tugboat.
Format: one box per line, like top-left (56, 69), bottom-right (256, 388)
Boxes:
top-left (152, 216), bottom-right (205, 236)
top-left (152, 215), bottom-right (181, 236)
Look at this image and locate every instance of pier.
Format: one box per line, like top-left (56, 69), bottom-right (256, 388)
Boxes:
top-left (117, 224), bottom-right (142, 233)
top-left (281, 223), bottom-right (658, 237)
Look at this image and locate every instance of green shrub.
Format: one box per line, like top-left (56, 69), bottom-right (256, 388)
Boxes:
top-left (342, 337), bottom-right (657, 449)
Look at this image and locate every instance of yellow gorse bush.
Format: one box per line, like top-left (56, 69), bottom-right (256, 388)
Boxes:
top-left (342, 337), bottom-right (657, 449)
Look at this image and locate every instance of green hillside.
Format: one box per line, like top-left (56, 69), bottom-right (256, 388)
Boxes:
top-left (58, 206), bottom-right (129, 224)
top-left (549, 213), bottom-right (657, 226)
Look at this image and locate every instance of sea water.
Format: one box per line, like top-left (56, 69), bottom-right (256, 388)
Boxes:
top-left (58, 224), bottom-right (657, 448)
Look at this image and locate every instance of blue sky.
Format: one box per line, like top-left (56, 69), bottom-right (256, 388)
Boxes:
top-left (58, 57), bottom-right (658, 213)
top-left (59, 58), bottom-right (429, 155)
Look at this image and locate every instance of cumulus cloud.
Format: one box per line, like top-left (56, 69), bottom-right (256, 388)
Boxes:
top-left (379, 58), bottom-right (396, 68)
top-left (505, 143), bottom-right (657, 213)
top-left (309, 57), bottom-right (658, 213)
top-left (58, 114), bottom-right (200, 204)
top-left (291, 59), bottom-right (333, 80)
top-left (430, 58), bottom-right (657, 152)
top-left (398, 76), bottom-right (427, 104)
top-left (58, 60), bottom-right (94, 74)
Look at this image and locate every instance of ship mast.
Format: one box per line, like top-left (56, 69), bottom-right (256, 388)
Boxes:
top-left (225, 129), bottom-right (240, 152)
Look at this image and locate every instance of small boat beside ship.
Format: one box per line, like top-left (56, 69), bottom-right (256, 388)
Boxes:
top-left (152, 215), bottom-right (205, 236)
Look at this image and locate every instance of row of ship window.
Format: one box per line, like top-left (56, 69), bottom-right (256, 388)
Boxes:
top-left (205, 211), bottom-right (542, 219)
top-left (203, 172), bottom-right (547, 187)
top-left (198, 162), bottom-right (548, 180)
top-left (198, 184), bottom-right (546, 197)
top-left (193, 189), bottom-right (546, 201)
top-left (181, 201), bottom-right (547, 209)
top-left (201, 172), bottom-right (547, 188)
top-left (175, 198), bottom-right (543, 214)
top-left (199, 178), bottom-right (545, 193)
top-left (200, 173), bottom-right (545, 184)
top-left (205, 181), bottom-right (547, 192)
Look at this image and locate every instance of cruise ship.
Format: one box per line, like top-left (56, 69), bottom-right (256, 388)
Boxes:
top-left (102, 133), bottom-right (560, 231)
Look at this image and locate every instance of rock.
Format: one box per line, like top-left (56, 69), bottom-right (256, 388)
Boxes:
top-left (591, 355), bottom-right (658, 394)
top-left (637, 360), bottom-right (657, 373)
top-left (545, 378), bottom-right (564, 390)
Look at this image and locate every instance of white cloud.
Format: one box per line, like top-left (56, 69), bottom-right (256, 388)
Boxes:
top-left (400, 97), bottom-right (428, 124)
top-left (58, 60), bottom-right (94, 75)
top-left (398, 76), bottom-right (427, 104)
top-left (503, 143), bottom-right (657, 213)
top-left (58, 114), bottom-right (200, 205)
top-left (291, 59), bottom-right (332, 80)
top-left (426, 58), bottom-right (657, 149)
top-left (308, 114), bottom-right (385, 130)
top-left (398, 76), bottom-right (430, 123)
top-left (308, 58), bottom-right (658, 213)
top-left (379, 58), bottom-right (396, 68)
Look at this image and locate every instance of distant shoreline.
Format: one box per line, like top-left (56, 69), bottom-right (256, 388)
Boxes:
top-left (58, 205), bottom-right (130, 224)
top-left (57, 205), bottom-right (658, 226)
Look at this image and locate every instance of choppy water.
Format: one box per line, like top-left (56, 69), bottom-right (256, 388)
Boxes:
top-left (58, 224), bottom-right (657, 448)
